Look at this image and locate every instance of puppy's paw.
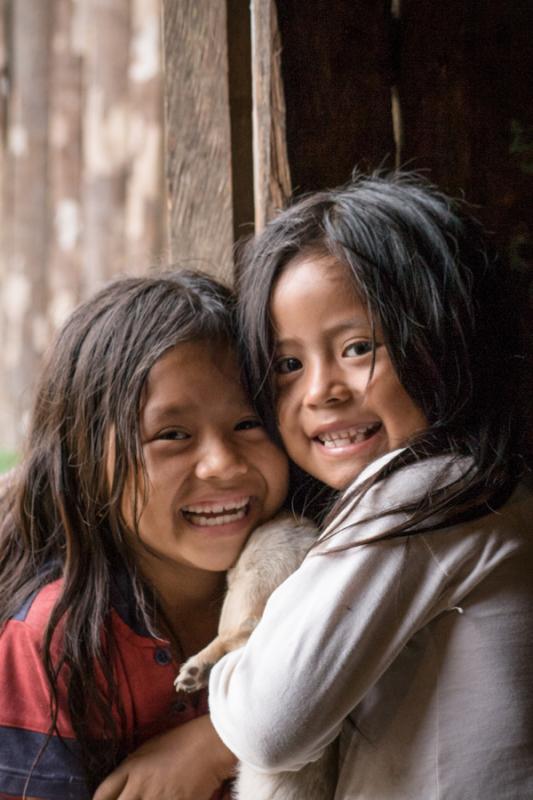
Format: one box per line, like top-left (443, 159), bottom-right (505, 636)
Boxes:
top-left (174, 656), bottom-right (213, 693)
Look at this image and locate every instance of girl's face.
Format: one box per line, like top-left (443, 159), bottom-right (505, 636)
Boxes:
top-left (122, 340), bottom-right (288, 583)
top-left (270, 254), bottom-right (427, 490)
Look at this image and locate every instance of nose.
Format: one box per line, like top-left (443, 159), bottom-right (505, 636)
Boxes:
top-left (303, 358), bottom-right (351, 408)
top-left (195, 437), bottom-right (249, 482)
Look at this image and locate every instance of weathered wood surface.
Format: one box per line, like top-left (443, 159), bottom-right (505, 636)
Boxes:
top-left (227, 0), bottom-right (254, 243)
top-left (0, 0), bottom-right (166, 450)
top-left (1, 0), bottom-right (50, 447)
top-left (399, 0), bottom-right (533, 272)
top-left (81, 0), bottom-right (131, 293)
top-left (125, 0), bottom-right (165, 273)
top-left (47, 0), bottom-right (83, 332)
top-left (251, 0), bottom-right (291, 231)
top-left (275, 0), bottom-right (395, 193)
top-left (162, 0), bottom-right (234, 283)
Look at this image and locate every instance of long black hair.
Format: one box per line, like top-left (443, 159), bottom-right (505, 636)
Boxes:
top-left (0, 270), bottom-right (236, 790)
top-left (237, 171), bottom-right (530, 532)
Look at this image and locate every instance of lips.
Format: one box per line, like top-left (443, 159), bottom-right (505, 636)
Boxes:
top-left (314, 422), bottom-right (382, 448)
top-left (181, 497), bottom-right (251, 527)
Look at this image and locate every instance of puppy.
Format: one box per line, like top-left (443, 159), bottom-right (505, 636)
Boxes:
top-left (174, 513), bottom-right (337, 800)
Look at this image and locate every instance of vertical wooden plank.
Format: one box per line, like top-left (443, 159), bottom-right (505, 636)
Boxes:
top-left (226, 0), bottom-right (254, 242)
top-left (275, 0), bottom-right (395, 194)
top-left (162, 0), bottom-right (234, 283)
top-left (0, 0), bottom-right (8, 276)
top-left (250, 0), bottom-right (291, 231)
top-left (0, 0), bottom-right (10, 449)
top-left (80, 0), bottom-right (131, 293)
top-left (400, 0), bottom-right (533, 272)
top-left (398, 1), bottom-right (474, 195)
top-left (125, 0), bottom-right (165, 273)
top-left (0, 0), bottom-right (50, 448)
top-left (47, 0), bottom-right (83, 334)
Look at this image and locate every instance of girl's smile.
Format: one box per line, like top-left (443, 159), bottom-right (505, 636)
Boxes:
top-left (270, 254), bottom-right (428, 489)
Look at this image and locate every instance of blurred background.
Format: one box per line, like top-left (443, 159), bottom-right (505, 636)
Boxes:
top-left (0, 0), bottom-right (532, 458)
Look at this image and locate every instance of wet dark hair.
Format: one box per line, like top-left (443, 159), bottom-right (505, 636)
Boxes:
top-left (0, 270), bottom-right (236, 789)
top-left (237, 171), bottom-right (530, 531)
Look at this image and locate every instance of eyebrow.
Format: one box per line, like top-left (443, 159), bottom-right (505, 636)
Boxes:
top-left (144, 400), bottom-right (254, 426)
top-left (143, 404), bottom-right (192, 425)
top-left (274, 318), bottom-right (371, 347)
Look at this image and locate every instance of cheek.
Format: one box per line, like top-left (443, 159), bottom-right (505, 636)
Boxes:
top-left (275, 389), bottom-right (300, 440)
top-left (375, 369), bottom-right (426, 437)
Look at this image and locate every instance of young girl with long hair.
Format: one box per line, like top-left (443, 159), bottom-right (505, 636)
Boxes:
top-left (0, 270), bottom-right (289, 799)
top-left (207, 174), bottom-right (533, 798)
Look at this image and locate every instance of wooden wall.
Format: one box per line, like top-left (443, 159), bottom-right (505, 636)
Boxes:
top-left (275, 0), bottom-right (533, 282)
top-left (0, 0), bottom-right (165, 449)
top-left (1, 0), bottom-right (531, 450)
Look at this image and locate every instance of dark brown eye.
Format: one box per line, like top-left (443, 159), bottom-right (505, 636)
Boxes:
top-left (235, 418), bottom-right (262, 431)
top-left (343, 341), bottom-right (373, 357)
top-left (274, 356), bottom-right (302, 374)
top-left (157, 429), bottom-right (189, 441)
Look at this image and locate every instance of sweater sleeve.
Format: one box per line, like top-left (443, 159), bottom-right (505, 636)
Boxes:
top-left (208, 453), bottom-right (516, 774)
top-left (208, 525), bottom-right (457, 773)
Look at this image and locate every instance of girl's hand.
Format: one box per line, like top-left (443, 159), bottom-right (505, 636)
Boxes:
top-left (92, 715), bottom-right (236, 800)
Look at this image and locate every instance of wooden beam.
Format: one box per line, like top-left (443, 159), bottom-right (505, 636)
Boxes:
top-left (125, 0), bottom-right (165, 274)
top-left (80, 0), bottom-right (131, 293)
top-left (227, 0), bottom-right (254, 243)
top-left (275, 0), bottom-right (395, 193)
top-left (47, 0), bottom-right (83, 332)
top-left (1, 0), bottom-right (50, 448)
top-left (250, 0), bottom-right (291, 232)
top-left (162, 0), bottom-right (234, 283)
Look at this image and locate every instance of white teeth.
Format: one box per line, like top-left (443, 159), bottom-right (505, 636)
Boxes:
top-left (182, 498), bottom-right (250, 527)
top-left (317, 424), bottom-right (380, 447)
top-left (182, 498), bottom-right (249, 514)
top-left (188, 508), bottom-right (247, 527)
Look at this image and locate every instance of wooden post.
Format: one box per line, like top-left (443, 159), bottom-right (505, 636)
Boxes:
top-left (80, 0), bottom-right (131, 293)
top-left (0, 0), bottom-right (10, 449)
top-left (0, 0), bottom-right (50, 448)
top-left (125, 0), bottom-right (165, 273)
top-left (250, 0), bottom-right (291, 232)
top-left (47, 0), bottom-right (83, 333)
top-left (162, 0), bottom-right (234, 283)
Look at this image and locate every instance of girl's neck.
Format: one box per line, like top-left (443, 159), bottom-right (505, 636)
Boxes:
top-left (138, 555), bottom-right (226, 655)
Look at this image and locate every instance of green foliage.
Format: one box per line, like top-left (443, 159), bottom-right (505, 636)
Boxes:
top-left (0, 451), bottom-right (18, 474)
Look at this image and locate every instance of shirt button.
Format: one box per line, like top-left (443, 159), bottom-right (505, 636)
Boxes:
top-left (172, 701), bottom-right (188, 713)
top-left (154, 647), bottom-right (172, 665)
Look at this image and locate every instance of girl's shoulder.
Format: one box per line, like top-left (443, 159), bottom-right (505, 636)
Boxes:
top-left (321, 451), bottom-right (470, 540)
top-left (4, 578), bottom-right (63, 634)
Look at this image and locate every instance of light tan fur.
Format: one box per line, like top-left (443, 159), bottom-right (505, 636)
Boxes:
top-left (174, 513), bottom-right (337, 800)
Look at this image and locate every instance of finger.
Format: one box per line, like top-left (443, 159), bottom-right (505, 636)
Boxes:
top-left (92, 771), bottom-right (129, 800)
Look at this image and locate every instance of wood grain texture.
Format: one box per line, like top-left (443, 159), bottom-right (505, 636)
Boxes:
top-left (251, 0), bottom-right (291, 230)
top-left (399, 0), bottom-right (533, 271)
top-left (275, 0), bottom-right (395, 193)
top-left (125, 0), bottom-right (165, 273)
top-left (47, 0), bottom-right (83, 332)
top-left (1, 0), bottom-right (50, 447)
top-left (162, 0), bottom-right (234, 283)
top-left (227, 0), bottom-right (254, 244)
top-left (81, 0), bottom-right (131, 293)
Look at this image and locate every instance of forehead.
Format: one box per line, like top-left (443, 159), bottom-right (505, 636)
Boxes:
top-left (142, 340), bottom-right (250, 421)
top-left (271, 254), bottom-right (368, 330)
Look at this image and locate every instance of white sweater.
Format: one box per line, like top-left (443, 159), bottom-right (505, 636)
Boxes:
top-left (209, 452), bottom-right (533, 799)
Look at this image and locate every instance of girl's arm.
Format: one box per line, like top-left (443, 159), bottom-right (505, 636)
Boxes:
top-left (93, 715), bottom-right (236, 800)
